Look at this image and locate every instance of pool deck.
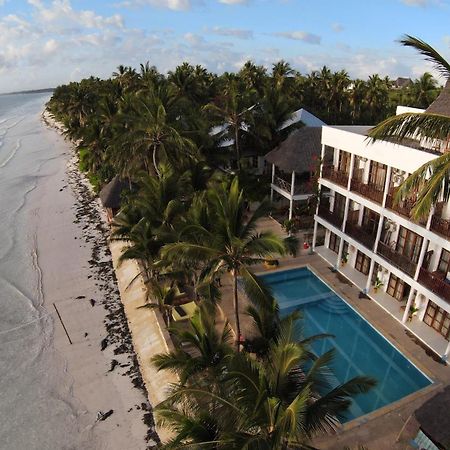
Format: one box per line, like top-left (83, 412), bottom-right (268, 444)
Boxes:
top-left (220, 218), bottom-right (450, 449)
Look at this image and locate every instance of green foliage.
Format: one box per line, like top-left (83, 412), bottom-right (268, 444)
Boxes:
top-left (153, 290), bottom-right (376, 448)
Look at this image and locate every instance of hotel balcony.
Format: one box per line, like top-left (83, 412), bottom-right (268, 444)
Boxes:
top-left (418, 268), bottom-right (450, 304)
top-left (385, 189), bottom-right (427, 226)
top-left (273, 175), bottom-right (312, 196)
top-left (345, 222), bottom-right (377, 250)
top-left (322, 166), bottom-right (349, 188)
top-left (317, 205), bottom-right (344, 229)
top-left (377, 241), bottom-right (417, 278)
top-left (350, 179), bottom-right (384, 204)
top-left (430, 215), bottom-right (450, 239)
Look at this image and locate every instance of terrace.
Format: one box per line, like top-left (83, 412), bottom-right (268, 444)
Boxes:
top-left (377, 241), bottom-right (417, 278)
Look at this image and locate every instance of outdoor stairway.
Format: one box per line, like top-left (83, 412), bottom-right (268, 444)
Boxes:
top-left (316, 294), bottom-right (349, 314)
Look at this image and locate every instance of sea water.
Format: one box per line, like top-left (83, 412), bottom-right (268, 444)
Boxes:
top-left (0, 93), bottom-right (88, 449)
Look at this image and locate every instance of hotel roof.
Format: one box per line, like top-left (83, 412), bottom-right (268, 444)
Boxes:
top-left (425, 79), bottom-right (450, 117)
top-left (265, 127), bottom-right (322, 174)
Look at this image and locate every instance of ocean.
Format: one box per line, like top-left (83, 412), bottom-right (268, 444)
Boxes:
top-left (0, 93), bottom-right (89, 449)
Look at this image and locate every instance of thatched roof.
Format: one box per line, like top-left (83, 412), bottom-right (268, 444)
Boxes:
top-left (425, 79), bottom-right (450, 116)
top-left (99, 176), bottom-right (128, 209)
top-left (265, 127), bottom-right (322, 174)
top-left (414, 385), bottom-right (450, 448)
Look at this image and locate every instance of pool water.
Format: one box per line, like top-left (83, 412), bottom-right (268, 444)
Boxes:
top-left (260, 267), bottom-right (432, 421)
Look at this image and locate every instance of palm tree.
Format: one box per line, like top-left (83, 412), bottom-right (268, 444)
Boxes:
top-left (204, 78), bottom-right (257, 171)
top-left (410, 72), bottom-right (439, 108)
top-left (155, 315), bottom-right (376, 449)
top-left (152, 304), bottom-right (233, 384)
top-left (162, 177), bottom-right (297, 349)
top-left (114, 93), bottom-right (196, 177)
top-left (368, 35), bottom-right (450, 219)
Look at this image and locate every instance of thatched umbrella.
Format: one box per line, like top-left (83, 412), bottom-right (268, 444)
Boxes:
top-left (99, 176), bottom-right (128, 222)
top-left (414, 384), bottom-right (450, 449)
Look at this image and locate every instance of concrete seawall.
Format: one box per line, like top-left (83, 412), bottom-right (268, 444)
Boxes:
top-left (110, 237), bottom-right (177, 442)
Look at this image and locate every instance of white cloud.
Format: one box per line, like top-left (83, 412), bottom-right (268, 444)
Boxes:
top-left (274, 31), bottom-right (321, 45)
top-left (401, 0), bottom-right (429, 5)
top-left (332, 23), bottom-right (344, 33)
top-left (218, 0), bottom-right (249, 4)
top-left (115, 0), bottom-right (191, 10)
top-left (208, 26), bottom-right (253, 39)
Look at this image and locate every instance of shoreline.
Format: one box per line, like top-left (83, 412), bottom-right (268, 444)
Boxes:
top-left (39, 110), bottom-right (159, 448)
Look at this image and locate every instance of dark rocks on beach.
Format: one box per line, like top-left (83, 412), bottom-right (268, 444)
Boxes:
top-left (98, 410), bottom-right (114, 421)
top-left (108, 359), bottom-right (119, 372)
top-left (76, 295), bottom-right (85, 299)
top-left (65, 149), bottom-right (159, 447)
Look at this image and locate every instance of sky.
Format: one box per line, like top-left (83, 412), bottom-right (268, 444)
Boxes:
top-left (0, 0), bottom-right (450, 93)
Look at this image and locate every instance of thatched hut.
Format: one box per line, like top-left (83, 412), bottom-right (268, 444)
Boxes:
top-left (425, 79), bottom-right (450, 116)
top-left (412, 385), bottom-right (450, 449)
top-left (266, 127), bottom-right (322, 220)
top-left (99, 176), bottom-right (128, 223)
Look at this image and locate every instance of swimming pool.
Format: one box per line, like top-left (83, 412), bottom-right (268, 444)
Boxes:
top-left (260, 267), bottom-right (432, 421)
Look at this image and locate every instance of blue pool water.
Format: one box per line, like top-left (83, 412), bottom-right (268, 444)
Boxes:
top-left (260, 267), bottom-right (432, 421)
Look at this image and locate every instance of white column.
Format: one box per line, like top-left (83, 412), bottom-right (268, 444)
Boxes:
top-left (320, 144), bottom-right (325, 179)
top-left (402, 289), bottom-right (416, 323)
top-left (347, 153), bottom-right (355, 191)
top-left (365, 259), bottom-right (376, 293)
top-left (288, 171), bottom-right (295, 220)
top-left (444, 341), bottom-right (450, 360)
top-left (336, 237), bottom-right (344, 269)
top-left (382, 165), bottom-right (392, 208)
top-left (414, 238), bottom-right (429, 281)
top-left (373, 214), bottom-right (384, 252)
top-left (426, 206), bottom-right (435, 231)
top-left (312, 220), bottom-right (318, 251)
top-left (270, 164), bottom-right (275, 202)
top-left (342, 196), bottom-right (350, 232)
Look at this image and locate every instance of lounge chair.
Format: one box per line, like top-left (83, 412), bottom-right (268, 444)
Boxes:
top-left (172, 301), bottom-right (197, 322)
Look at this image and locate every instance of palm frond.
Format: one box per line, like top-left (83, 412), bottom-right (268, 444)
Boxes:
top-left (400, 35), bottom-right (450, 79)
top-left (368, 112), bottom-right (450, 143)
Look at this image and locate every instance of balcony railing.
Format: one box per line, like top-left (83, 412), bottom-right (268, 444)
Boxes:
top-left (418, 268), bottom-right (450, 304)
top-left (273, 176), bottom-right (312, 195)
top-left (377, 241), bottom-right (417, 278)
top-left (345, 222), bottom-right (376, 250)
top-left (317, 205), bottom-right (344, 229)
top-left (385, 189), bottom-right (427, 225)
top-left (350, 179), bottom-right (384, 204)
top-left (430, 215), bottom-right (450, 239)
top-left (322, 166), bottom-right (349, 188)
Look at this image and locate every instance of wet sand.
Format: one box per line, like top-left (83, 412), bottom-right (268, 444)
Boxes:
top-left (34, 115), bottom-right (157, 449)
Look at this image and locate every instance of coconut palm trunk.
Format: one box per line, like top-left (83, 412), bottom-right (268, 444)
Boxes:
top-left (232, 269), bottom-right (241, 350)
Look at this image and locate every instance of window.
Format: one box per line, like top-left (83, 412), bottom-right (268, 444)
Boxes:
top-left (329, 232), bottom-right (340, 254)
top-left (355, 250), bottom-right (370, 275)
top-left (338, 151), bottom-right (351, 174)
top-left (386, 274), bottom-right (410, 302)
top-left (333, 192), bottom-right (346, 218)
top-left (368, 161), bottom-right (387, 190)
top-left (396, 226), bottom-right (423, 263)
top-left (362, 208), bottom-right (380, 235)
top-left (424, 301), bottom-right (450, 340)
top-left (438, 249), bottom-right (450, 274)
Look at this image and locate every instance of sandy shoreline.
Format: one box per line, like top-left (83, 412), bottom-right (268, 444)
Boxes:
top-left (36, 112), bottom-right (157, 449)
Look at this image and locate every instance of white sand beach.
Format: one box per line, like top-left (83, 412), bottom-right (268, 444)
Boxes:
top-left (29, 112), bottom-right (156, 449)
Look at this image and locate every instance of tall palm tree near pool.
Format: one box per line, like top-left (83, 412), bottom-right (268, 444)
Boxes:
top-left (162, 177), bottom-right (297, 349)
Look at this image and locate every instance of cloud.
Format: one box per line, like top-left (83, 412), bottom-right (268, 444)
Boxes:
top-left (332, 23), bottom-right (344, 33)
top-left (401, 0), bottom-right (428, 5)
top-left (115, 0), bottom-right (191, 10)
top-left (274, 31), bottom-right (321, 45)
top-left (208, 26), bottom-right (253, 39)
top-left (218, 0), bottom-right (249, 4)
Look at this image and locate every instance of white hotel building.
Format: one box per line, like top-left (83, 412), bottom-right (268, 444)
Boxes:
top-left (311, 92), bottom-right (450, 361)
